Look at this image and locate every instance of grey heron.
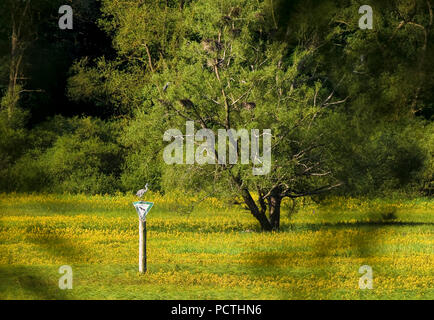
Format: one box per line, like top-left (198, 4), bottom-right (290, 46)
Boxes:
top-left (136, 183), bottom-right (148, 198)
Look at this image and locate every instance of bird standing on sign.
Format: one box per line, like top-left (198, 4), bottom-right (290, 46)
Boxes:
top-left (136, 183), bottom-right (148, 198)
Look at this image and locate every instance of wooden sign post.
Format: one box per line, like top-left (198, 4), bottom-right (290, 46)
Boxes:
top-left (133, 201), bottom-right (153, 274)
top-left (139, 219), bottom-right (146, 273)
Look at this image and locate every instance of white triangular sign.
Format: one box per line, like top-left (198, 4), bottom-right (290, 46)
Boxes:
top-left (133, 201), bottom-right (154, 221)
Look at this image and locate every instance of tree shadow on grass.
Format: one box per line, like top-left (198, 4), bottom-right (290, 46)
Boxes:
top-left (1, 225), bottom-right (83, 299)
top-left (24, 225), bottom-right (88, 264)
top-left (280, 220), bottom-right (434, 233)
top-left (302, 211), bottom-right (409, 298)
top-left (0, 266), bottom-right (72, 300)
top-left (241, 212), bottom-right (421, 298)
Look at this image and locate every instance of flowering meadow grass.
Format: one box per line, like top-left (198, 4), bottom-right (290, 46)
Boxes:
top-left (0, 193), bottom-right (432, 299)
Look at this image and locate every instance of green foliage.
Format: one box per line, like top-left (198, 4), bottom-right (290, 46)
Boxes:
top-left (265, 0), bottom-right (434, 196)
top-left (39, 117), bottom-right (124, 194)
top-left (0, 115), bottom-right (125, 194)
top-left (119, 113), bottom-right (164, 193)
top-left (67, 0), bottom-right (186, 116)
top-left (0, 107), bottom-right (30, 191)
top-left (0, 0), bottom-right (433, 199)
top-left (133, 0), bottom-right (339, 201)
top-left (419, 121), bottom-right (434, 195)
top-left (67, 57), bottom-right (147, 116)
top-left (322, 114), bottom-right (432, 196)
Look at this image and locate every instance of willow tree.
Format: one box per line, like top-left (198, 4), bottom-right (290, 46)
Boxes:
top-left (139, 0), bottom-right (343, 230)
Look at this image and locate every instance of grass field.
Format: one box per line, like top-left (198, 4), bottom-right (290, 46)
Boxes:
top-left (0, 193), bottom-right (432, 299)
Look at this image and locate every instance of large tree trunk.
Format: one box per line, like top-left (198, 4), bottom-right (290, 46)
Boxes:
top-left (5, 1), bottom-right (27, 119)
top-left (232, 174), bottom-right (273, 231)
top-left (240, 187), bottom-right (273, 231)
top-left (7, 23), bottom-right (20, 119)
top-left (232, 175), bottom-right (283, 231)
top-left (269, 194), bottom-right (282, 230)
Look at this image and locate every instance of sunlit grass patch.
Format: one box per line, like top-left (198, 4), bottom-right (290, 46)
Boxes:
top-left (0, 193), bottom-right (432, 299)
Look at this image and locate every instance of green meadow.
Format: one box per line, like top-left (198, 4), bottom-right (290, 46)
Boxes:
top-left (0, 194), bottom-right (432, 300)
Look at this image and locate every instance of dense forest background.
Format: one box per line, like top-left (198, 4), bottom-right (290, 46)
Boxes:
top-left (0, 0), bottom-right (433, 199)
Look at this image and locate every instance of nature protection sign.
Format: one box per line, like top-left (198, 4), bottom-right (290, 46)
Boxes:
top-left (133, 201), bottom-right (154, 221)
